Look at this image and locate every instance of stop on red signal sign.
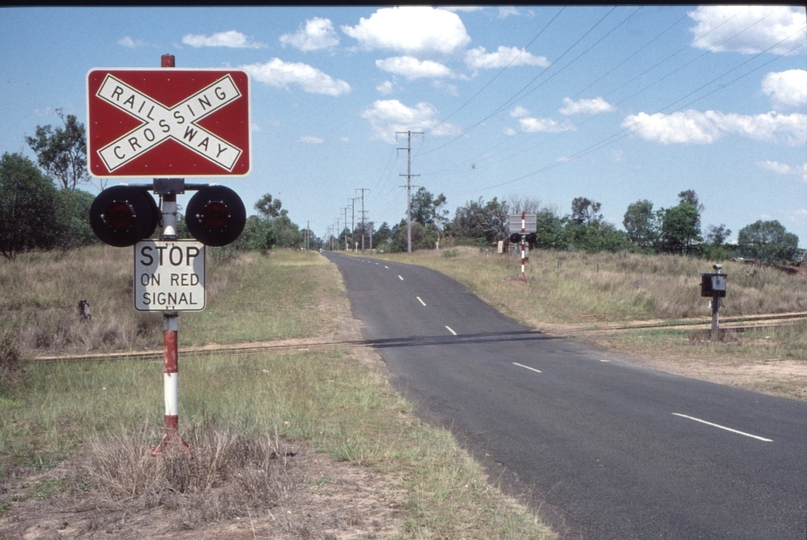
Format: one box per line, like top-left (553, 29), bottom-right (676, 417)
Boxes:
top-left (86, 69), bottom-right (250, 178)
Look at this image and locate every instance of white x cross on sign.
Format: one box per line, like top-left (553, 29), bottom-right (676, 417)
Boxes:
top-left (96, 74), bottom-right (243, 172)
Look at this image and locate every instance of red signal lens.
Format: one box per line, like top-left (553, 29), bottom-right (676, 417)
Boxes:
top-left (105, 201), bottom-right (135, 230)
top-left (200, 202), bottom-right (229, 229)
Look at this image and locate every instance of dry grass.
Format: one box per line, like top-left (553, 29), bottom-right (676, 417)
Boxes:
top-left (82, 426), bottom-right (292, 523)
top-left (378, 247), bottom-right (807, 326)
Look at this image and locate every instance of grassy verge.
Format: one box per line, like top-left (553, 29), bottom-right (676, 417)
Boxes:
top-left (0, 247), bottom-right (552, 539)
top-left (375, 247), bottom-right (807, 323)
top-left (370, 247), bottom-right (807, 362)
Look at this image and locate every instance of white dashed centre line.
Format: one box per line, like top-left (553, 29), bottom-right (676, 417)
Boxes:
top-left (513, 362), bottom-right (542, 374)
top-left (417, 297), bottom-right (426, 306)
top-left (385, 266), bottom-right (389, 269)
top-left (672, 413), bottom-right (772, 442)
top-left (398, 275), bottom-right (404, 281)
top-left (445, 326), bottom-right (457, 335)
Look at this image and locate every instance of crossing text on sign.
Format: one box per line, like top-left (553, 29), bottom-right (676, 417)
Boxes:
top-left (96, 74), bottom-right (242, 172)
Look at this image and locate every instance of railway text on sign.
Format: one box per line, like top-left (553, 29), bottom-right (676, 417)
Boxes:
top-left (134, 240), bottom-right (205, 312)
top-left (87, 69), bottom-right (251, 177)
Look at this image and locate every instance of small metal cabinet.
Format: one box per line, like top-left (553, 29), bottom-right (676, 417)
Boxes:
top-left (701, 273), bottom-right (727, 297)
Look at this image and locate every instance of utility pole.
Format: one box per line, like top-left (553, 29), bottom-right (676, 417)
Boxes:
top-left (343, 207), bottom-right (349, 251)
top-left (349, 197), bottom-right (359, 251)
top-left (397, 131), bottom-right (423, 254)
top-left (356, 188), bottom-right (370, 254)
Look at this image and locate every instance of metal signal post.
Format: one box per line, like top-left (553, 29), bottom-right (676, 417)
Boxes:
top-left (87, 53), bottom-right (248, 456)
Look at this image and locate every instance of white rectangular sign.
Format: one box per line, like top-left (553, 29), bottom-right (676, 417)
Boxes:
top-left (508, 214), bottom-right (537, 234)
top-left (134, 240), bottom-right (205, 312)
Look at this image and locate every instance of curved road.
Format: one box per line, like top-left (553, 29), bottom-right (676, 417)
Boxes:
top-left (324, 252), bottom-right (807, 539)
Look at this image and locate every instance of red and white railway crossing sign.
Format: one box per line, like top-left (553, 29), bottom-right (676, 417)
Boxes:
top-left (87, 69), bottom-right (250, 177)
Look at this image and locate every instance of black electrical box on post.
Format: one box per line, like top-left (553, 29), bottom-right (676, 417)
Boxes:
top-left (700, 273), bottom-right (727, 298)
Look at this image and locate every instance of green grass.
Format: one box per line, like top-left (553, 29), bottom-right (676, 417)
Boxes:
top-left (0, 247), bottom-right (553, 539)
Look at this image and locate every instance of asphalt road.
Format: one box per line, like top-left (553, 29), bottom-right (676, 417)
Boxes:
top-left (324, 252), bottom-right (807, 539)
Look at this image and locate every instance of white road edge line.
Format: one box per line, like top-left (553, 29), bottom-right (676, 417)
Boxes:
top-left (672, 413), bottom-right (773, 442)
top-left (417, 297), bottom-right (426, 306)
top-left (513, 362), bottom-right (542, 374)
top-left (445, 326), bottom-right (457, 335)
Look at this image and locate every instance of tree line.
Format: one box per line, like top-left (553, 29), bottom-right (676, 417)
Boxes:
top-left (0, 112), bottom-right (799, 264)
top-left (349, 187), bottom-right (799, 264)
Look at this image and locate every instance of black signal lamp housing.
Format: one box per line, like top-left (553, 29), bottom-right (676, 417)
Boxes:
top-left (89, 185), bottom-right (159, 247)
top-left (185, 185), bottom-right (246, 247)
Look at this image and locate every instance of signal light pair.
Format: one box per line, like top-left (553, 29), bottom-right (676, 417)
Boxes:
top-left (90, 185), bottom-right (246, 247)
top-left (509, 232), bottom-right (537, 245)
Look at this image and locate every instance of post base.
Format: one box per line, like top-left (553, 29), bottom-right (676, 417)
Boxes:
top-left (149, 416), bottom-right (192, 456)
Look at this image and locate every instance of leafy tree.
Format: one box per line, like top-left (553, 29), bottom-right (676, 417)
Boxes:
top-left (25, 109), bottom-right (89, 190)
top-left (678, 189), bottom-right (704, 214)
top-left (254, 193), bottom-right (284, 218)
top-left (408, 188), bottom-right (448, 249)
top-left (450, 196), bottom-right (508, 245)
top-left (250, 193), bottom-right (302, 248)
top-left (0, 153), bottom-right (64, 259)
top-left (570, 197), bottom-right (603, 227)
top-left (659, 203), bottom-right (702, 255)
top-left (737, 220), bottom-right (799, 262)
top-left (236, 216), bottom-right (277, 252)
top-left (375, 222), bottom-right (393, 251)
top-left (410, 188), bottom-right (448, 226)
top-left (57, 189), bottom-right (97, 250)
top-left (623, 199), bottom-right (659, 250)
top-left (532, 208), bottom-right (569, 250)
top-left (705, 224), bottom-right (731, 246)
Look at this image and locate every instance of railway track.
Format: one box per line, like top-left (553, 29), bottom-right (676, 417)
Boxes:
top-left (29, 311), bottom-right (807, 364)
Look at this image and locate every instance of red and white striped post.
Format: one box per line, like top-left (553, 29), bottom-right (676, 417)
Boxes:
top-left (520, 211), bottom-right (526, 280)
top-left (150, 53), bottom-right (191, 456)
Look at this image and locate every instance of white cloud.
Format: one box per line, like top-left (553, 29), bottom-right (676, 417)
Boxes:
top-left (376, 80), bottom-right (395, 95)
top-left (503, 127), bottom-right (517, 136)
top-left (360, 99), bottom-right (458, 142)
top-left (757, 160), bottom-right (794, 175)
top-left (182, 30), bottom-right (266, 49)
top-left (688, 6), bottom-right (806, 55)
top-left (559, 97), bottom-right (614, 116)
top-left (757, 160), bottom-right (807, 181)
top-left (280, 17), bottom-right (339, 52)
top-left (518, 117), bottom-right (574, 133)
top-left (465, 46), bottom-right (550, 70)
top-left (240, 59), bottom-right (350, 96)
top-left (342, 6), bottom-right (471, 55)
top-left (431, 80), bottom-right (459, 96)
top-left (510, 106), bottom-right (530, 118)
top-left (498, 6), bottom-right (520, 18)
top-left (789, 209), bottom-right (807, 222)
top-left (623, 110), bottom-right (807, 146)
top-left (376, 56), bottom-right (452, 80)
top-left (118, 36), bottom-right (149, 48)
top-left (761, 70), bottom-right (807, 109)
top-left (299, 136), bottom-right (324, 144)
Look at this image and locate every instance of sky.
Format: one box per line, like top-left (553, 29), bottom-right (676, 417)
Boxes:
top-left (1, 5), bottom-right (806, 247)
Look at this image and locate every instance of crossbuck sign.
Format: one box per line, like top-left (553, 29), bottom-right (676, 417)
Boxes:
top-left (87, 69), bottom-right (250, 177)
